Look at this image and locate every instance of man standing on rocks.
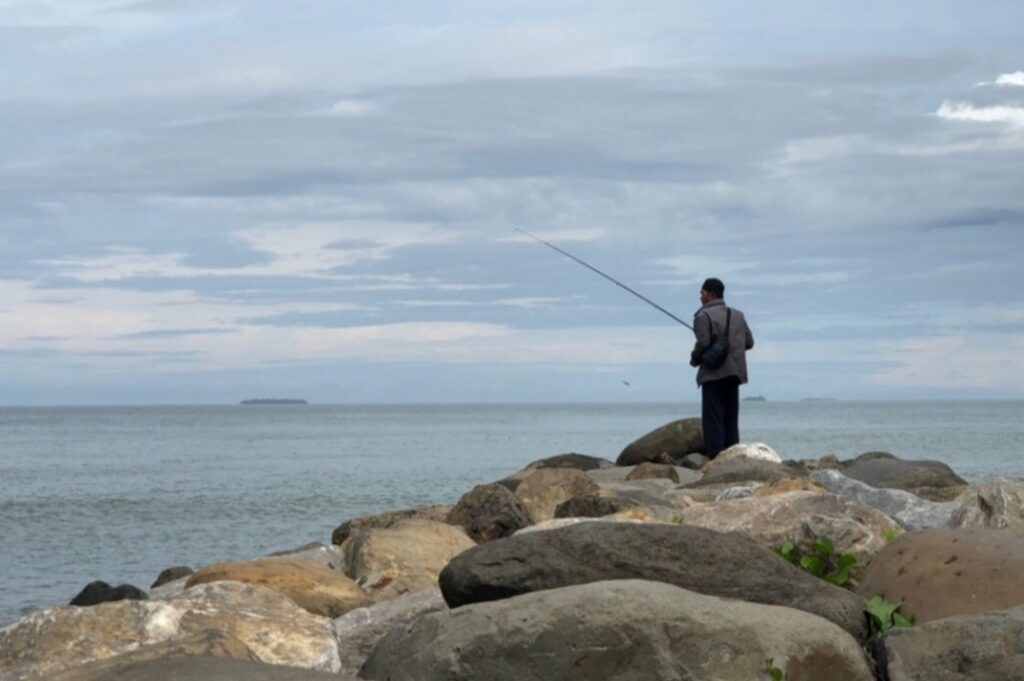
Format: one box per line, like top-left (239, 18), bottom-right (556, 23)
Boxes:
top-left (690, 277), bottom-right (754, 459)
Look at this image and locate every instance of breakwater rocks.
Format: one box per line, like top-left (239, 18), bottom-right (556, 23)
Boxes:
top-left (3, 420), bottom-right (1024, 680)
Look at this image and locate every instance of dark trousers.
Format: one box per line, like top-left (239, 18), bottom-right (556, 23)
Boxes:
top-left (702, 376), bottom-right (740, 459)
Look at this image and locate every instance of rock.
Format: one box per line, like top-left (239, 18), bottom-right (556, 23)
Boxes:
top-left (148, 576), bottom-right (189, 600)
top-left (868, 605), bottom-right (1024, 681)
top-left (592, 478), bottom-right (695, 509)
top-left (716, 485), bottom-right (757, 501)
top-left (331, 505), bottom-right (452, 546)
top-left (676, 452), bottom-right (709, 469)
top-left (150, 566), bottom-right (192, 589)
top-left (362, 580), bottom-right (874, 681)
top-left (752, 477), bottom-right (827, 497)
top-left (69, 581), bottom-right (148, 607)
top-left (625, 462), bottom-right (680, 483)
top-left (331, 589), bottom-right (445, 678)
top-left (52, 656), bottom-right (355, 681)
top-left (554, 493), bottom-right (640, 518)
top-left (266, 543), bottom-right (347, 572)
top-left (683, 457), bottom-right (798, 488)
top-left (513, 468), bottom-right (599, 522)
top-left (44, 630), bottom-right (260, 681)
top-left (186, 558), bottom-right (371, 618)
top-left (811, 469), bottom-right (957, 530)
top-left (616, 417), bottom-right (704, 466)
top-left (678, 491), bottom-right (900, 561)
top-left (850, 451), bottom-right (896, 463)
top-left (857, 528), bottom-right (1024, 624)
top-left (444, 483), bottom-right (532, 542)
top-left (586, 465), bottom-right (701, 486)
top-left (841, 457), bottom-right (967, 494)
top-left (715, 441), bottom-right (782, 463)
top-left (0, 582), bottom-right (341, 679)
top-left (524, 452), bottom-right (615, 470)
top-left (438, 521), bottom-right (869, 641)
top-left (342, 519), bottom-right (475, 601)
top-left (948, 479), bottom-right (1024, 529)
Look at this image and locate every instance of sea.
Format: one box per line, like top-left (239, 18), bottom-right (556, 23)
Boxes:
top-left (1, 400), bottom-right (1022, 627)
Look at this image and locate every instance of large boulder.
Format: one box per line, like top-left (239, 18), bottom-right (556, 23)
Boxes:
top-left (869, 606), bottom-right (1024, 681)
top-left (524, 452), bottom-right (615, 470)
top-left (554, 493), bottom-right (641, 518)
top-left (331, 589), bottom-right (446, 679)
top-left (151, 566), bottom-right (193, 589)
top-left (0, 582), bottom-right (341, 679)
top-left (947, 479), bottom-right (1024, 529)
top-left (715, 442), bottom-right (782, 464)
top-left (342, 519), bottom-right (475, 601)
top-left (513, 468), bottom-right (599, 522)
top-left (857, 528), bottom-right (1024, 624)
top-left (590, 478), bottom-right (696, 510)
top-left (840, 457), bottom-right (967, 496)
top-left (625, 462), bottom-right (680, 483)
top-left (811, 469), bottom-right (957, 530)
top-left (331, 505), bottom-right (451, 546)
top-left (52, 656), bottom-right (355, 681)
top-left (616, 418), bottom-right (703, 465)
top-left (438, 521), bottom-right (869, 641)
top-left (44, 630), bottom-right (260, 681)
top-left (266, 543), bottom-right (347, 572)
top-left (445, 483), bottom-right (532, 542)
top-left (69, 581), bottom-right (148, 607)
top-left (677, 491), bottom-right (900, 560)
top-left (185, 558), bottom-right (371, 618)
top-left (362, 580), bottom-right (874, 681)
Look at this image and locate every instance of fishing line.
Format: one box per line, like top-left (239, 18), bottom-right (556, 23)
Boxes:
top-left (515, 228), bottom-right (693, 331)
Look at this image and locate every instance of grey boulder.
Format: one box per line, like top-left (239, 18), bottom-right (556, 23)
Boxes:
top-left (948, 479), bottom-right (1024, 529)
top-left (840, 457), bottom-right (967, 495)
top-left (438, 521), bottom-right (868, 641)
top-left (616, 418), bottom-right (703, 466)
top-left (362, 580), bottom-right (873, 681)
top-left (445, 483), bottom-right (531, 542)
top-left (869, 605), bottom-right (1024, 681)
top-left (523, 452), bottom-right (615, 470)
top-left (810, 469), bottom-right (957, 530)
top-left (69, 581), bottom-right (147, 607)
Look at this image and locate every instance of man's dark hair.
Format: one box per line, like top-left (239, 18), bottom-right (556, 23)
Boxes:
top-left (701, 277), bottom-right (725, 298)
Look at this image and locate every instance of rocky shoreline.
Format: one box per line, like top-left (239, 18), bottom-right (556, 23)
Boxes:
top-left (3, 416), bottom-right (1024, 680)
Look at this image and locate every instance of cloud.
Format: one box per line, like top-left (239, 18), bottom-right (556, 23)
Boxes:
top-left (936, 101), bottom-right (1024, 128)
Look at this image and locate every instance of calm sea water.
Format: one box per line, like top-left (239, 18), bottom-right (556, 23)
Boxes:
top-left (1, 400), bottom-right (1022, 626)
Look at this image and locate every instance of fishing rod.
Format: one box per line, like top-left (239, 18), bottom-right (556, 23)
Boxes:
top-left (515, 228), bottom-right (693, 331)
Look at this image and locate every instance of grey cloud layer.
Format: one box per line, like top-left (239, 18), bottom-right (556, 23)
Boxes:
top-left (1, 2), bottom-right (1022, 402)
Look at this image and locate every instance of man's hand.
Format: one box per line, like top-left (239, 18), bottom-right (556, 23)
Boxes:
top-left (689, 350), bottom-right (701, 367)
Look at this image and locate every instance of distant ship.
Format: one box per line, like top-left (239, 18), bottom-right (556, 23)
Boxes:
top-left (239, 398), bottom-right (309, 405)
top-left (742, 395), bottom-right (767, 402)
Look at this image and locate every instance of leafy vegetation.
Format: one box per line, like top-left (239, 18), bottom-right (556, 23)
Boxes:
top-left (864, 595), bottom-right (916, 633)
top-left (777, 537), bottom-right (858, 587)
top-left (766, 658), bottom-right (785, 680)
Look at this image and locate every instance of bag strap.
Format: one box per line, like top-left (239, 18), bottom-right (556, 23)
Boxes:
top-left (704, 307), bottom-right (731, 340)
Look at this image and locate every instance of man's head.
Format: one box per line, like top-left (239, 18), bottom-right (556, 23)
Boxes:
top-left (700, 277), bottom-right (725, 304)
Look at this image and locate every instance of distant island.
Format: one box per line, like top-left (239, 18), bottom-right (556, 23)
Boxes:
top-left (800, 397), bottom-right (836, 402)
top-left (239, 399), bottom-right (309, 405)
top-left (742, 395), bottom-right (767, 402)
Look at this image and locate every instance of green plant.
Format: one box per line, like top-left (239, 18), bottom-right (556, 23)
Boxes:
top-left (766, 658), bottom-right (785, 680)
top-left (669, 513), bottom-right (685, 524)
top-left (885, 527), bottom-right (900, 544)
top-left (864, 595), bottom-right (915, 632)
top-left (777, 537), bottom-right (858, 587)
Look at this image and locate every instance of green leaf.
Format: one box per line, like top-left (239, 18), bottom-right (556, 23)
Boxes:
top-left (812, 537), bottom-right (835, 557)
top-left (769, 667), bottom-right (784, 681)
top-left (885, 528), bottom-right (900, 544)
top-left (836, 554), bottom-right (859, 570)
top-left (864, 596), bottom-right (899, 632)
top-left (892, 612), bottom-right (916, 628)
top-left (778, 543), bottom-right (799, 564)
top-left (800, 555), bottom-right (826, 576)
top-left (825, 568), bottom-right (850, 587)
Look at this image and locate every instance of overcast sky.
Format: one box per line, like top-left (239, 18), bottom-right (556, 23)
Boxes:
top-left (1, 1), bottom-right (1022, 405)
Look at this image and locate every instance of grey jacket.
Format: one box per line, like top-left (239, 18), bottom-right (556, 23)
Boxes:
top-left (690, 300), bottom-right (754, 386)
